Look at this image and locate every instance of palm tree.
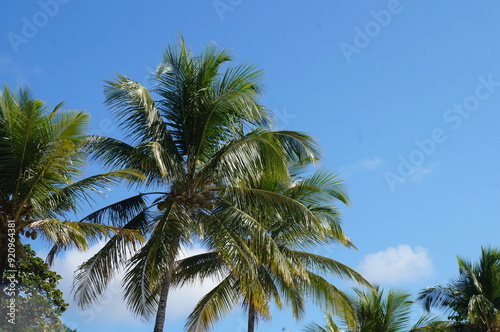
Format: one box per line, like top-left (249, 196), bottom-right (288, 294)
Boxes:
top-left (174, 167), bottom-right (371, 332)
top-left (418, 247), bottom-right (500, 331)
top-left (0, 86), bottom-right (143, 280)
top-left (72, 37), bottom-right (321, 332)
top-left (305, 286), bottom-right (450, 332)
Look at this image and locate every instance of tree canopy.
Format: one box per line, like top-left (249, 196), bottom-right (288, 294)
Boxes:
top-left (419, 247), bottom-right (500, 331)
top-left (70, 37), bottom-right (363, 332)
top-left (0, 244), bottom-right (73, 332)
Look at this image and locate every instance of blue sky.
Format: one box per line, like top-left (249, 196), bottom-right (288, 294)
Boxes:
top-left (2, 1), bottom-right (500, 331)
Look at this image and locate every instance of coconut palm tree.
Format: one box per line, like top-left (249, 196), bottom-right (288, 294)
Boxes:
top-left (305, 286), bottom-right (451, 332)
top-left (71, 37), bottom-right (321, 332)
top-left (418, 247), bottom-right (500, 331)
top-left (174, 167), bottom-right (372, 332)
top-left (0, 86), bottom-right (143, 280)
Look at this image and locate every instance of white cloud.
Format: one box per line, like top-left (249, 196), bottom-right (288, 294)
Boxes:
top-left (341, 157), bottom-right (383, 175)
top-left (357, 245), bottom-right (434, 284)
top-left (360, 157), bottom-right (382, 170)
top-left (384, 164), bottom-right (436, 192)
top-left (408, 165), bottom-right (434, 182)
top-left (47, 242), bottom-right (142, 330)
top-left (166, 246), bottom-right (221, 323)
top-left (46, 242), bottom-right (219, 330)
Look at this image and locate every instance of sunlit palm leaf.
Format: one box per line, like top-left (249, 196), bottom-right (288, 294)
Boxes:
top-left (71, 210), bottom-right (152, 307)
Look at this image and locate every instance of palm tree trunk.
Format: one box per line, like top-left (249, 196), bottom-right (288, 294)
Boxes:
top-left (247, 301), bottom-right (256, 332)
top-left (0, 236), bottom-right (8, 282)
top-left (153, 255), bottom-right (176, 332)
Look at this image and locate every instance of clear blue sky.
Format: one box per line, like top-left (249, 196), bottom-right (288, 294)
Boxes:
top-left (2, 1), bottom-right (500, 331)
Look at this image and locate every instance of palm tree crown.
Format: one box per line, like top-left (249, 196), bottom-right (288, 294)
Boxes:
top-left (72, 37), bottom-right (322, 332)
top-left (305, 286), bottom-right (450, 332)
top-left (418, 247), bottom-right (500, 331)
top-left (174, 167), bottom-right (371, 332)
top-left (0, 86), bottom-right (142, 279)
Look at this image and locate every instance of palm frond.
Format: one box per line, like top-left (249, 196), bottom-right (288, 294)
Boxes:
top-left (302, 272), bottom-right (357, 326)
top-left (71, 210), bottom-right (151, 308)
top-left (29, 219), bottom-right (144, 263)
top-left (122, 202), bottom-right (187, 319)
top-left (219, 187), bottom-right (320, 229)
top-left (303, 314), bottom-right (343, 332)
top-left (78, 194), bottom-right (149, 226)
top-left (185, 276), bottom-right (241, 332)
top-left (410, 314), bottom-right (452, 331)
top-left (173, 252), bottom-right (226, 287)
top-left (196, 129), bottom-right (289, 186)
top-left (291, 250), bottom-right (372, 289)
top-left (38, 169), bottom-right (145, 216)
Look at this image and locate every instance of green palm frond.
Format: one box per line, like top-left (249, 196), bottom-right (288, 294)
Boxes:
top-left (300, 272), bottom-right (356, 326)
top-left (285, 168), bottom-right (349, 206)
top-left (69, 38), bottom-right (358, 332)
top-left (256, 265), bottom-right (285, 312)
top-left (0, 86), bottom-right (145, 276)
top-left (418, 247), bottom-right (500, 330)
top-left (291, 251), bottom-right (371, 289)
top-left (199, 210), bottom-right (261, 286)
top-left (48, 108), bottom-right (89, 140)
top-left (409, 314), bottom-right (451, 331)
top-left (219, 187), bottom-right (320, 228)
top-left (0, 90), bottom-right (89, 220)
top-left (29, 219), bottom-right (143, 249)
top-left (303, 314), bottom-right (343, 332)
top-left (104, 75), bottom-right (168, 144)
top-left (208, 202), bottom-right (306, 284)
top-left (78, 194), bottom-right (149, 226)
top-left (121, 202), bottom-right (190, 319)
top-left (418, 285), bottom-right (455, 313)
top-left (269, 130), bottom-right (322, 165)
top-left (196, 129), bottom-right (289, 186)
top-left (84, 135), bottom-right (136, 169)
top-left (173, 252), bottom-right (226, 287)
top-left (38, 169), bottom-right (145, 216)
top-left (71, 209), bottom-right (152, 308)
top-left (185, 276), bottom-right (241, 332)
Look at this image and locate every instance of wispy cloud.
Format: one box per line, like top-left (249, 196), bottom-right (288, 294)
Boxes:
top-left (384, 163), bottom-right (436, 192)
top-left (0, 56), bottom-right (13, 65)
top-left (359, 157), bottom-right (382, 170)
top-left (408, 165), bottom-right (434, 182)
top-left (357, 244), bottom-right (434, 284)
top-left (340, 156), bottom-right (383, 176)
top-left (0, 54), bottom-right (44, 84)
